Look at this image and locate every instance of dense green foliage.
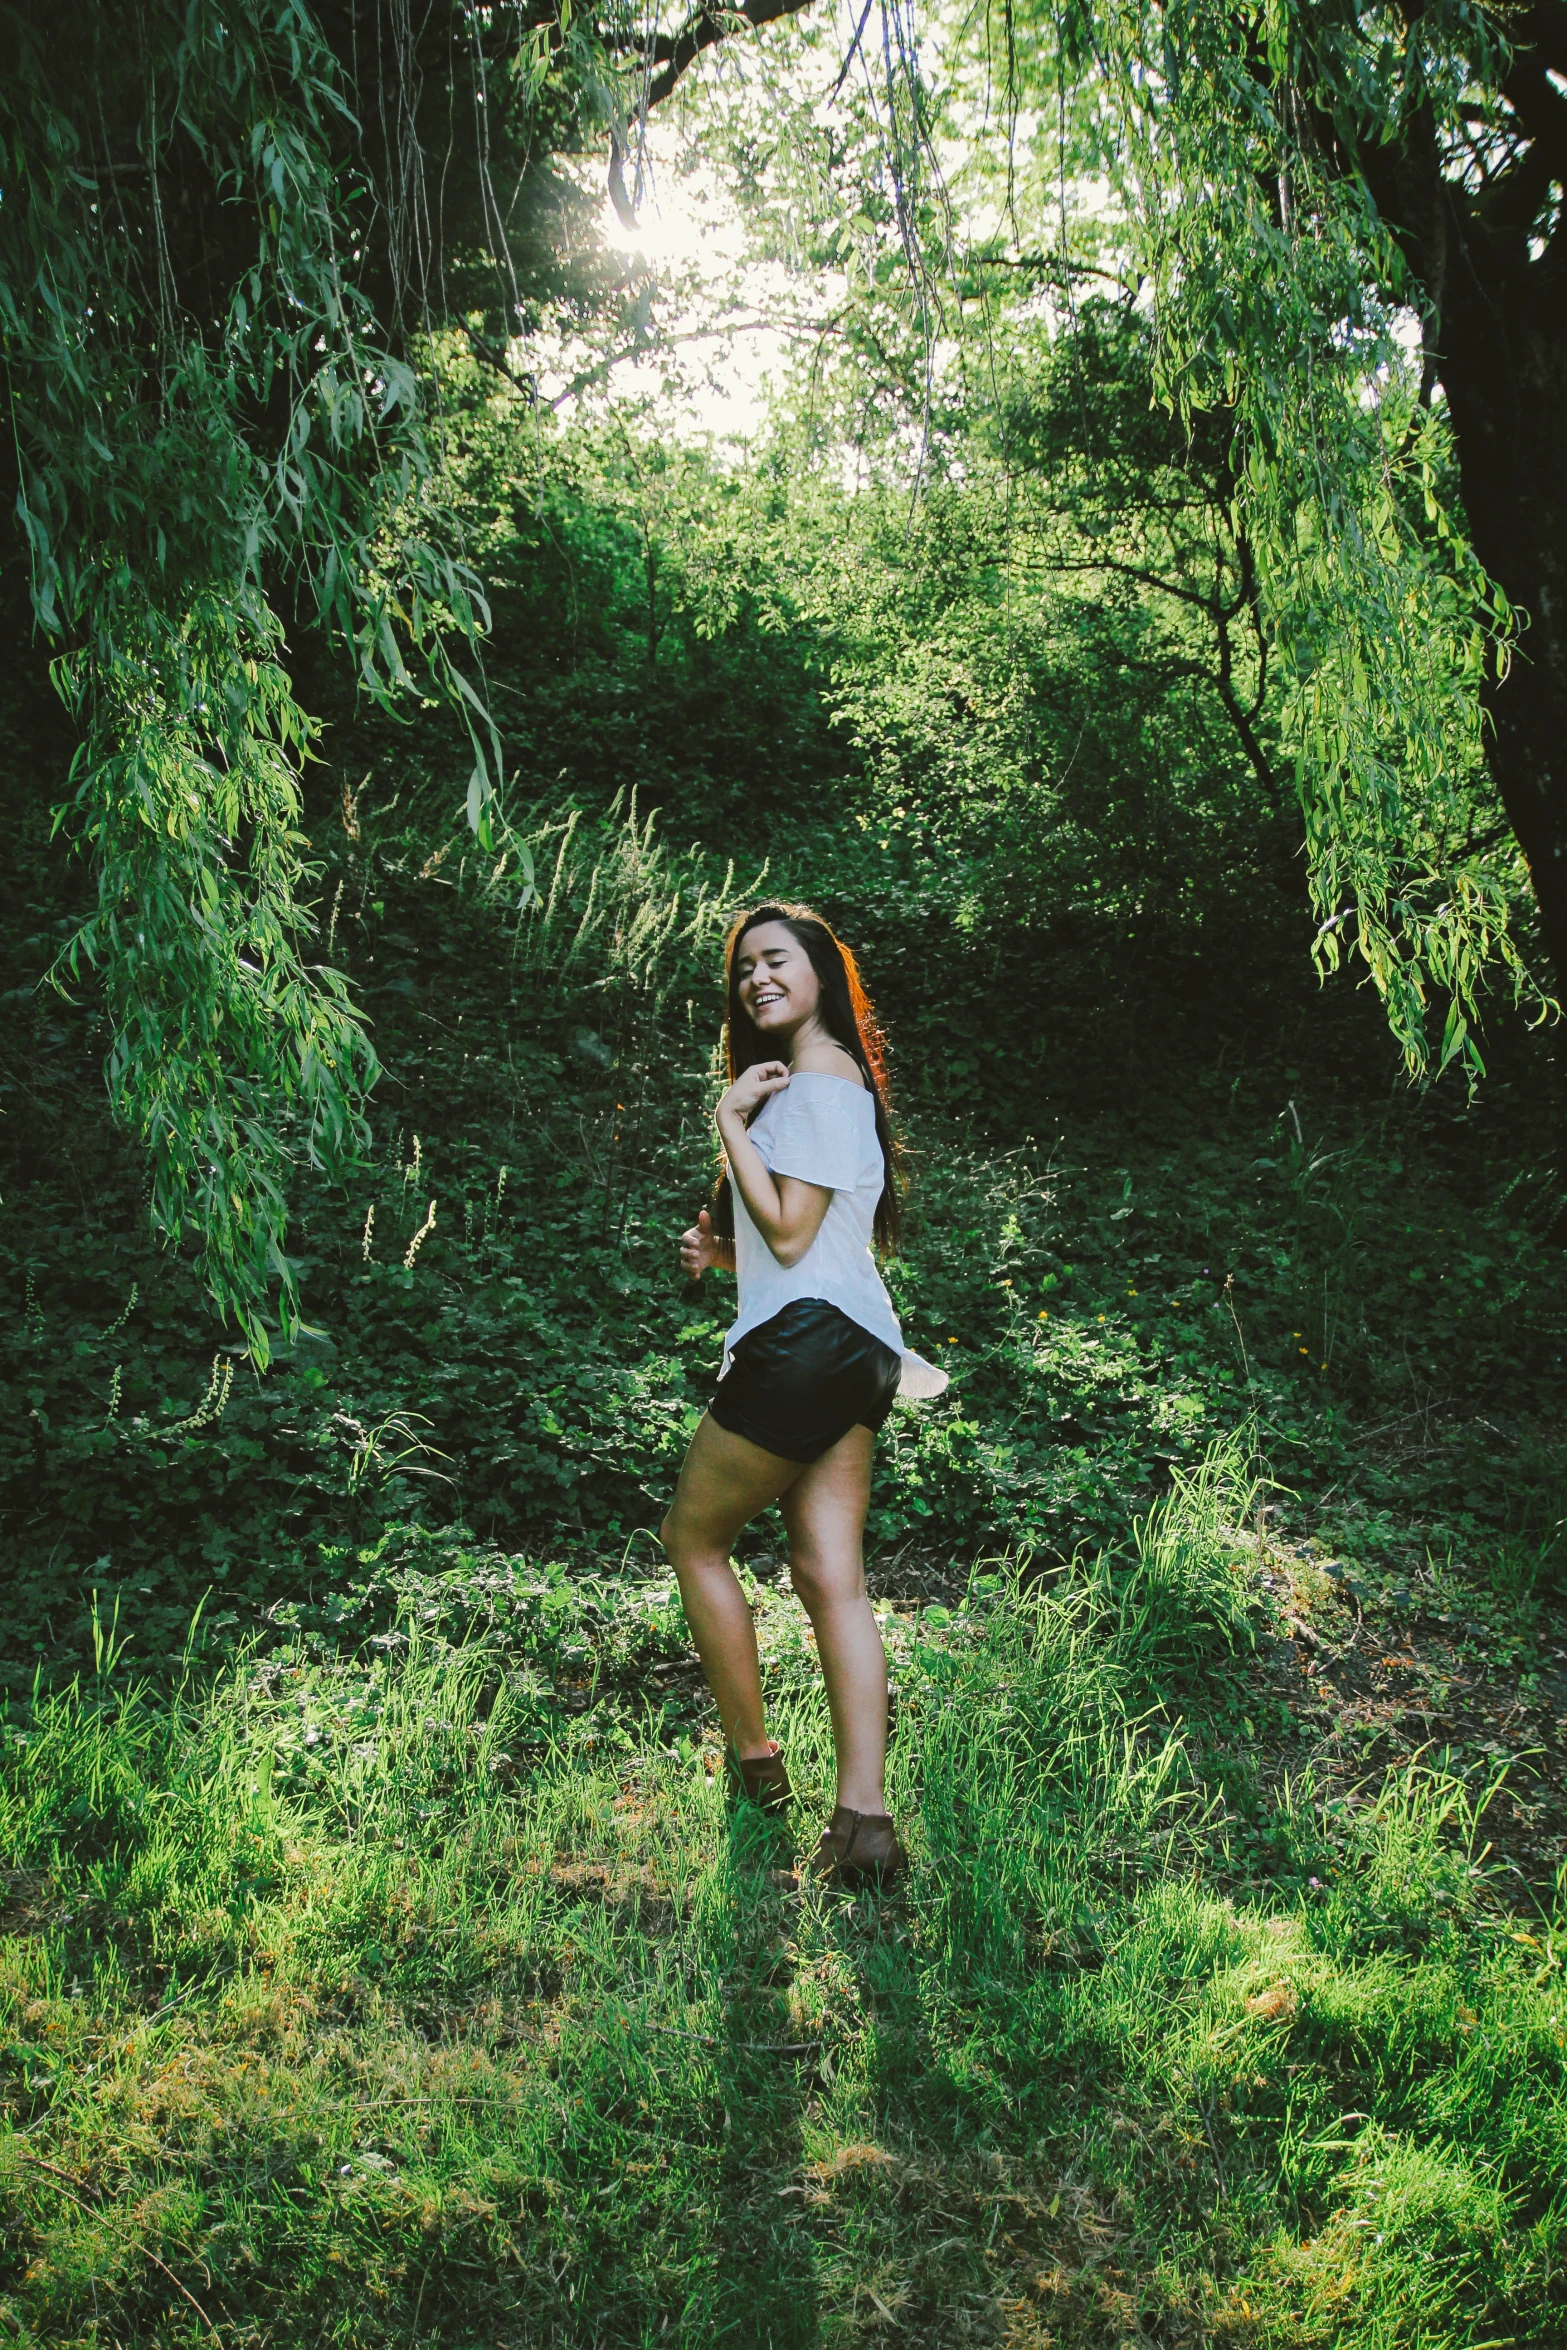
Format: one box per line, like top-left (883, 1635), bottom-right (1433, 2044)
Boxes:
top-left (681, 0), bottom-right (1558, 1063)
top-left (0, 0), bottom-right (628, 1347)
top-left (5, 9), bottom-right (1567, 2343)
top-left (6, 0), bottom-right (1562, 1348)
top-left (6, 735), bottom-right (1564, 1696)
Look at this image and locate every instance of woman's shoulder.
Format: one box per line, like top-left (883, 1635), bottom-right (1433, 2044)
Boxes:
top-left (791, 1042), bottom-right (866, 1088)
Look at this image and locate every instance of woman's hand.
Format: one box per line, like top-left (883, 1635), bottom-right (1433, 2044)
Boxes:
top-left (679, 1207), bottom-right (729, 1279)
top-left (717, 1060), bottom-right (790, 1129)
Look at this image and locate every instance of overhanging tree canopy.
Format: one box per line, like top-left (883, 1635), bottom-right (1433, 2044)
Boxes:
top-left (1069, 0), bottom-right (1566, 1060)
top-left (0, 0), bottom-right (631, 1352)
top-left (8, 0), bottom-right (1566, 1353)
top-left (650, 0), bottom-right (1562, 1071)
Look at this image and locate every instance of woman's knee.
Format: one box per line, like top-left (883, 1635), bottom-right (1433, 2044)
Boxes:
top-left (661, 1506), bottom-right (700, 1568)
top-left (662, 1504), bottom-right (728, 1577)
top-left (789, 1550), bottom-right (861, 1617)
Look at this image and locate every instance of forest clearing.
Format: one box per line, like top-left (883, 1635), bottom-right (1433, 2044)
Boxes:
top-left (3, 2), bottom-right (1567, 2344)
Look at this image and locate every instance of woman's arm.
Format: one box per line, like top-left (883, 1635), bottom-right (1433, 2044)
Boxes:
top-left (715, 1063), bottom-right (834, 1269)
top-left (724, 1147), bottom-right (832, 1269)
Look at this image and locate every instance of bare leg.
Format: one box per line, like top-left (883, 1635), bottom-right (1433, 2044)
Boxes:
top-left (660, 1412), bottom-right (803, 1759)
top-left (780, 1426), bottom-right (888, 1814)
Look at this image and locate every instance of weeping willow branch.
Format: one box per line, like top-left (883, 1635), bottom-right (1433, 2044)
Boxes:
top-left (642, 0), bottom-right (821, 111)
top-left (0, 0), bottom-right (573, 1356)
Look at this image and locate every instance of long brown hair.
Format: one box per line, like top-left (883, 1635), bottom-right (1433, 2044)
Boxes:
top-left (712, 901), bottom-right (903, 1253)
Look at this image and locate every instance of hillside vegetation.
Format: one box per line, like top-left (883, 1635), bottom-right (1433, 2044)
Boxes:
top-left (5, 9), bottom-right (1567, 2337)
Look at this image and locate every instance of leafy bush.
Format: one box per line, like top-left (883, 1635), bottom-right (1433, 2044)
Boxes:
top-left (5, 792), bottom-right (1564, 1693)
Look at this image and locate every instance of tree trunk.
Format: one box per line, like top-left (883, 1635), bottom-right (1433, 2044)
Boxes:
top-left (1352, 13), bottom-right (1567, 998)
top-left (1436, 282), bottom-right (1567, 996)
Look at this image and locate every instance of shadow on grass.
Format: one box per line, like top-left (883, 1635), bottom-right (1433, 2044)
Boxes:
top-left (707, 1805), bottom-right (822, 2348)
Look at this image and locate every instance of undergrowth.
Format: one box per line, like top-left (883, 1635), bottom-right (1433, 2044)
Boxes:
top-left (4, 795), bottom-right (1565, 1693)
top-left (2, 1450), bottom-right (1563, 2347)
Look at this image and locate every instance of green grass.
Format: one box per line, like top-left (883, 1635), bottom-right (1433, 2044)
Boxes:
top-left (3, 1451), bottom-right (1562, 2347)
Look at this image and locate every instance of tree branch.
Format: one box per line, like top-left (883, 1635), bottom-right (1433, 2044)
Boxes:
top-left (643, 0), bottom-right (820, 112)
top-left (1214, 610), bottom-right (1282, 807)
top-left (1035, 551), bottom-right (1243, 619)
top-left (545, 314), bottom-right (839, 408)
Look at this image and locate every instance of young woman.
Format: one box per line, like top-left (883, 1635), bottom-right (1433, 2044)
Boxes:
top-left (659, 902), bottom-right (944, 1887)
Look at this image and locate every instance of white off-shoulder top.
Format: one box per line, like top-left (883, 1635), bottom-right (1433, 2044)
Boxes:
top-left (726, 1071), bottom-right (949, 1400)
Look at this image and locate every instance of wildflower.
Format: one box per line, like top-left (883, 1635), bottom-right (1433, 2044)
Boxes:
top-left (404, 1199), bottom-right (437, 1269)
top-left (1037, 1309), bottom-right (1049, 1320)
top-left (1095, 1313), bottom-right (1105, 1322)
top-left (1299, 1346), bottom-right (1309, 1355)
top-left (1127, 1288), bottom-right (1138, 1297)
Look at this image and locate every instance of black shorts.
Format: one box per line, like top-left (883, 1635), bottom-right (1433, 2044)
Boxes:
top-left (709, 1300), bottom-right (903, 1465)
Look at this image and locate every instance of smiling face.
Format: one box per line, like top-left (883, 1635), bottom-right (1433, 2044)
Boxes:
top-left (733, 919), bottom-right (822, 1044)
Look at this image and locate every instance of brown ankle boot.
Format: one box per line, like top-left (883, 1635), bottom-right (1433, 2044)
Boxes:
top-left (807, 1805), bottom-right (906, 1888)
top-left (728, 1742), bottom-right (793, 1814)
